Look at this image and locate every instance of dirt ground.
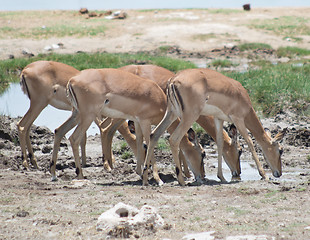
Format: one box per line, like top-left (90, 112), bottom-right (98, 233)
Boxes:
top-left (0, 7), bottom-right (310, 240)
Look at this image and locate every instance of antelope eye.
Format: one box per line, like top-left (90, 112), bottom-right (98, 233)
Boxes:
top-left (201, 151), bottom-right (206, 159)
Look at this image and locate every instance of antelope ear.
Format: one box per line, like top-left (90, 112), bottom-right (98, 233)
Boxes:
top-left (272, 128), bottom-right (287, 143)
top-left (187, 128), bottom-right (199, 146)
top-left (228, 124), bottom-right (238, 142)
top-left (127, 120), bottom-right (135, 134)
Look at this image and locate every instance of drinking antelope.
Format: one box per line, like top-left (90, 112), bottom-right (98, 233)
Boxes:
top-left (143, 68), bottom-right (286, 186)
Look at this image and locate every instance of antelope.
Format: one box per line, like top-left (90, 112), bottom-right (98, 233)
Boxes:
top-left (66, 68), bottom-right (205, 184)
top-left (143, 68), bottom-right (286, 186)
top-left (17, 61), bottom-right (202, 183)
top-left (108, 64), bottom-right (242, 178)
top-left (17, 61), bottom-right (82, 170)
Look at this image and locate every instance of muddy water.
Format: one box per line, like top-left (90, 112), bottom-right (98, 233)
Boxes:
top-left (0, 83), bottom-right (99, 136)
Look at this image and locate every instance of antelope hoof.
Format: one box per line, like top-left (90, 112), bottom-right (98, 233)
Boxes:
top-left (22, 160), bottom-right (29, 170)
top-left (231, 176), bottom-right (241, 181)
top-left (103, 162), bottom-right (112, 172)
top-left (51, 176), bottom-right (58, 182)
top-left (177, 177), bottom-right (186, 187)
top-left (218, 175), bottom-right (227, 183)
top-left (30, 159), bottom-right (39, 169)
top-left (157, 180), bottom-right (164, 186)
top-left (232, 171), bottom-right (240, 178)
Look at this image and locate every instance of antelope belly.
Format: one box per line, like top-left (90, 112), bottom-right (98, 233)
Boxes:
top-left (201, 104), bottom-right (231, 122)
top-left (49, 98), bottom-right (71, 111)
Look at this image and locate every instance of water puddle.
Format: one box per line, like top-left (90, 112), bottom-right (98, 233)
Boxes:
top-left (0, 83), bottom-right (99, 136)
top-left (206, 160), bottom-right (261, 182)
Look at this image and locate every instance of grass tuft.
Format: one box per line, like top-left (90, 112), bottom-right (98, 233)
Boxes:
top-left (238, 43), bottom-right (273, 51)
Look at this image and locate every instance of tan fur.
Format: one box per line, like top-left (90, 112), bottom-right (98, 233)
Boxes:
top-left (114, 65), bottom-right (241, 177)
top-left (144, 68), bottom-right (285, 185)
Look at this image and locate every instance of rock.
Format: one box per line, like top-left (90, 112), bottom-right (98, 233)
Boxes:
top-left (183, 231), bottom-right (215, 240)
top-left (243, 4), bottom-right (251, 11)
top-left (79, 8), bottom-right (88, 15)
top-left (21, 49), bottom-right (34, 57)
top-left (105, 11), bottom-right (127, 20)
top-left (96, 202), bottom-right (165, 236)
top-left (42, 145), bottom-right (52, 154)
top-left (16, 210), bottom-right (29, 218)
top-left (226, 235), bottom-right (273, 240)
top-left (96, 202), bottom-right (139, 231)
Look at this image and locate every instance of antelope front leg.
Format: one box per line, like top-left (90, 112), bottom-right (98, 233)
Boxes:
top-left (214, 118), bottom-right (227, 182)
top-left (134, 122), bottom-right (144, 176)
top-left (232, 117), bottom-right (268, 180)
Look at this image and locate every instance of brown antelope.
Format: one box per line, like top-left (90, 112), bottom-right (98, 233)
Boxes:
top-left (17, 61), bottom-right (82, 170)
top-left (143, 68), bottom-right (286, 186)
top-left (66, 68), bottom-right (205, 185)
top-left (106, 64), bottom-right (242, 178)
top-left (18, 61), bottom-right (203, 183)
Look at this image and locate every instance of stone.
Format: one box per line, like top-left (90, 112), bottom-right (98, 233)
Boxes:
top-left (96, 202), bottom-right (165, 234)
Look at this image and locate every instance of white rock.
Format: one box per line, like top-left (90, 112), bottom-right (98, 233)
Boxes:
top-left (226, 235), bottom-right (275, 240)
top-left (129, 205), bottom-right (165, 227)
top-left (183, 231), bottom-right (215, 240)
top-left (52, 44), bottom-right (60, 49)
top-left (96, 202), bottom-right (165, 232)
top-left (44, 46), bottom-right (52, 51)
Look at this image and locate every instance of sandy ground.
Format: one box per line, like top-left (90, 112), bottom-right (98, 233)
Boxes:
top-left (0, 8), bottom-right (309, 60)
top-left (0, 8), bottom-right (310, 240)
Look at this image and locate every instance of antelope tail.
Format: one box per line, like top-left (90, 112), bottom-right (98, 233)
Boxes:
top-left (67, 82), bottom-right (79, 111)
top-left (167, 81), bottom-right (184, 118)
top-left (20, 74), bottom-right (31, 100)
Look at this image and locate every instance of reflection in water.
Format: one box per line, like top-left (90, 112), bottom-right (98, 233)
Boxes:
top-left (206, 160), bottom-right (261, 182)
top-left (0, 83), bottom-right (99, 136)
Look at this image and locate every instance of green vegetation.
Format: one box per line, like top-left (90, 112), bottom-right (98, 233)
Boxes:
top-left (210, 59), bottom-right (237, 68)
top-left (226, 206), bottom-right (251, 216)
top-left (277, 46), bottom-right (310, 58)
top-left (157, 138), bottom-right (170, 151)
top-left (191, 33), bottom-right (217, 41)
top-left (0, 11), bottom-right (108, 39)
top-left (238, 43), bottom-right (273, 51)
top-left (0, 52), bottom-right (196, 94)
top-left (225, 63), bottom-right (310, 115)
top-left (248, 16), bottom-right (310, 37)
top-left (207, 9), bottom-right (243, 14)
top-left (0, 50), bottom-right (309, 117)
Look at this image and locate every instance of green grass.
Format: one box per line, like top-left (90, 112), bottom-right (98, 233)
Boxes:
top-left (191, 33), bottom-right (217, 41)
top-left (277, 46), bottom-right (310, 58)
top-left (0, 11), bottom-right (108, 39)
top-left (157, 138), bottom-right (170, 151)
top-left (225, 63), bottom-right (310, 115)
top-left (248, 16), bottom-right (310, 37)
top-left (0, 52), bottom-right (196, 94)
top-left (0, 52), bottom-right (309, 117)
top-left (210, 59), bottom-right (237, 68)
top-left (207, 9), bottom-right (243, 14)
top-left (238, 43), bottom-right (273, 51)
